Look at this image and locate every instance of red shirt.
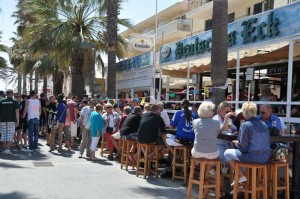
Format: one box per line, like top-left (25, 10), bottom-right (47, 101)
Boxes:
top-left (67, 101), bottom-right (77, 121)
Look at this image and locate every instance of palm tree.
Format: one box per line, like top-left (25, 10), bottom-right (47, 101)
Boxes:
top-left (211, 0), bottom-right (228, 109)
top-left (0, 32), bottom-right (8, 74)
top-left (106, 0), bottom-right (119, 99)
top-left (19, 0), bottom-right (131, 99)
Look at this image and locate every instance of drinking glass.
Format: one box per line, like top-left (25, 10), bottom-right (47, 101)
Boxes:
top-left (228, 119), bottom-right (232, 129)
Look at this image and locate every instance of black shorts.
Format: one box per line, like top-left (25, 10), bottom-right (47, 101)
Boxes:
top-left (39, 114), bottom-right (46, 126)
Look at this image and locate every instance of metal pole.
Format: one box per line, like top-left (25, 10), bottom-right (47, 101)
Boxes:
top-left (235, 51), bottom-right (240, 111)
top-left (187, 61), bottom-right (190, 100)
top-left (287, 40), bottom-right (294, 118)
top-left (153, 0), bottom-right (158, 100)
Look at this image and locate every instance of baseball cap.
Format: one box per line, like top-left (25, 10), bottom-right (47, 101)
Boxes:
top-left (132, 98), bottom-right (140, 103)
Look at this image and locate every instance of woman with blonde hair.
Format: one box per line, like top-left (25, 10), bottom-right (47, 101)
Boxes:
top-left (191, 101), bottom-right (220, 159)
top-left (224, 102), bottom-right (270, 186)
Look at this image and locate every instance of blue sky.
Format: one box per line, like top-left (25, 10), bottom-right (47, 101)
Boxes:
top-left (0, 0), bottom-right (180, 91)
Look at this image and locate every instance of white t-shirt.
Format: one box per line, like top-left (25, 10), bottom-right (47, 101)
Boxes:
top-left (81, 106), bottom-right (95, 128)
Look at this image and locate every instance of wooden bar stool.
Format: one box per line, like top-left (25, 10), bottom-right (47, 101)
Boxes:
top-left (233, 162), bottom-right (268, 199)
top-left (120, 139), bottom-right (136, 171)
top-left (268, 161), bottom-right (289, 199)
top-left (187, 157), bottom-right (221, 199)
top-left (172, 146), bottom-right (191, 184)
top-left (136, 143), bottom-right (159, 179)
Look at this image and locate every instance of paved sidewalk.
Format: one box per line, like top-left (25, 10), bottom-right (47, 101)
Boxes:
top-left (0, 139), bottom-right (190, 199)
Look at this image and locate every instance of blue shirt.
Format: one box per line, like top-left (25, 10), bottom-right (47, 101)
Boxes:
top-left (257, 114), bottom-right (282, 129)
top-left (237, 117), bottom-right (271, 164)
top-left (90, 111), bottom-right (104, 137)
top-left (56, 102), bottom-right (67, 123)
top-left (170, 110), bottom-right (198, 142)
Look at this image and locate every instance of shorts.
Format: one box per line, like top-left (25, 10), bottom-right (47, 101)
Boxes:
top-left (90, 136), bottom-right (100, 151)
top-left (70, 122), bottom-right (77, 137)
top-left (0, 122), bottom-right (16, 141)
top-left (165, 134), bottom-right (183, 147)
top-left (191, 148), bottom-right (220, 159)
top-left (121, 133), bottom-right (137, 140)
top-left (39, 114), bottom-right (46, 126)
top-left (111, 131), bottom-right (121, 139)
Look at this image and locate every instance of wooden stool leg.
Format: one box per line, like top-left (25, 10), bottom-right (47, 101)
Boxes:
top-left (215, 161), bottom-right (221, 199)
top-left (199, 162), bottom-right (205, 199)
top-left (285, 164), bottom-right (290, 199)
top-left (172, 147), bottom-right (177, 181)
top-left (233, 163), bottom-right (239, 199)
top-left (263, 166), bottom-right (268, 199)
top-left (120, 140), bottom-right (124, 169)
top-left (251, 167), bottom-right (257, 199)
top-left (273, 165), bottom-right (278, 199)
top-left (187, 159), bottom-right (195, 199)
top-left (183, 148), bottom-right (187, 184)
top-left (245, 167), bottom-right (249, 199)
top-left (155, 146), bottom-right (159, 178)
top-left (136, 144), bottom-right (141, 177)
top-left (144, 145), bottom-right (148, 179)
top-left (204, 164), bottom-right (210, 197)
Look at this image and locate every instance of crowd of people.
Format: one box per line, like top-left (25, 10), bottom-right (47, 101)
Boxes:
top-left (0, 88), bottom-right (289, 189)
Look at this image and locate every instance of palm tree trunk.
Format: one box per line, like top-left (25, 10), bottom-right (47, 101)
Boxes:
top-left (52, 70), bottom-right (64, 96)
top-left (29, 72), bottom-right (33, 91)
top-left (106, 0), bottom-right (119, 99)
top-left (17, 70), bottom-right (22, 94)
top-left (71, 52), bottom-right (85, 99)
top-left (43, 75), bottom-right (47, 95)
top-left (34, 72), bottom-right (39, 93)
top-left (22, 73), bottom-right (27, 94)
top-left (211, 0), bottom-right (228, 109)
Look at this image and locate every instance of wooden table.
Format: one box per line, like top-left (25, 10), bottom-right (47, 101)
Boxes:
top-left (219, 133), bottom-right (300, 196)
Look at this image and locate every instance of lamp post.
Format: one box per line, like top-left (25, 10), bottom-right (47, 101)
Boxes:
top-left (80, 42), bottom-right (96, 97)
top-left (153, 0), bottom-right (159, 101)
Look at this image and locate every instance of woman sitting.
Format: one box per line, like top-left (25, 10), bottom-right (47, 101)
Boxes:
top-left (224, 102), bottom-right (271, 185)
top-left (191, 102), bottom-right (220, 159)
top-left (165, 99), bottom-right (198, 155)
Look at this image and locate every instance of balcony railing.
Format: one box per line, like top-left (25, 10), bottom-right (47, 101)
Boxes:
top-left (288, 0), bottom-right (300, 3)
top-left (146, 19), bottom-right (191, 39)
top-left (187, 0), bottom-right (213, 11)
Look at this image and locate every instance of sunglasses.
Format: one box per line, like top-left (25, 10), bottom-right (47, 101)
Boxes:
top-left (106, 107), bottom-right (112, 109)
top-left (260, 112), bottom-right (266, 114)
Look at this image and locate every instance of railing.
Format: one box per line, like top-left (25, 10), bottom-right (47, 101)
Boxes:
top-left (146, 19), bottom-right (191, 39)
top-left (187, 0), bottom-right (213, 12)
top-left (288, 0), bottom-right (300, 3)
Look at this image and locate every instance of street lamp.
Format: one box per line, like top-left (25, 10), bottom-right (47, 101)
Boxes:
top-left (80, 42), bottom-right (96, 97)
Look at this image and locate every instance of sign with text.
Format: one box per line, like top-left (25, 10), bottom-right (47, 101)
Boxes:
top-left (116, 52), bottom-right (153, 72)
top-left (130, 37), bottom-right (153, 52)
top-left (116, 66), bottom-right (154, 90)
top-left (159, 1), bottom-right (300, 64)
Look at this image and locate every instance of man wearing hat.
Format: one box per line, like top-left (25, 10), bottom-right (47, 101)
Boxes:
top-left (0, 89), bottom-right (20, 154)
top-left (130, 98), bottom-right (140, 112)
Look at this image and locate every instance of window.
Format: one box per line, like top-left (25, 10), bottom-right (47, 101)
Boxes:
top-left (228, 12), bottom-right (235, 23)
top-left (205, 19), bottom-right (212, 31)
top-left (246, 7), bottom-right (251, 16)
top-left (253, 2), bottom-right (263, 15)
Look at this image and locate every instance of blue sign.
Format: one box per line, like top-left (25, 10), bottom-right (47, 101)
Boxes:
top-left (160, 1), bottom-right (300, 64)
top-left (116, 52), bottom-right (153, 72)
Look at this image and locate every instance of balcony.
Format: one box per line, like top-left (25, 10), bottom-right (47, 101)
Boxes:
top-left (146, 19), bottom-right (191, 45)
top-left (187, 0), bottom-right (213, 12)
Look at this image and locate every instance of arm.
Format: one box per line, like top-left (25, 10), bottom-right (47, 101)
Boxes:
top-left (73, 106), bottom-right (78, 123)
top-left (39, 101), bottom-right (42, 116)
top-left (67, 109), bottom-right (71, 124)
top-left (22, 100), bottom-right (29, 119)
top-left (15, 108), bottom-right (19, 127)
top-left (237, 125), bottom-right (250, 153)
top-left (221, 112), bottom-right (236, 131)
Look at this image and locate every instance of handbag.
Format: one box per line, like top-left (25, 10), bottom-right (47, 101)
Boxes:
top-left (271, 143), bottom-right (289, 163)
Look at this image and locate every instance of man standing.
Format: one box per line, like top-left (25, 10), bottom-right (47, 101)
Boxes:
top-left (39, 93), bottom-right (47, 136)
top-left (0, 89), bottom-right (19, 154)
top-left (79, 99), bottom-right (96, 158)
top-left (23, 90), bottom-right (41, 152)
top-left (67, 96), bottom-right (78, 148)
